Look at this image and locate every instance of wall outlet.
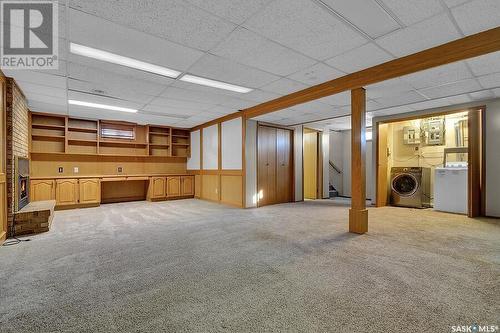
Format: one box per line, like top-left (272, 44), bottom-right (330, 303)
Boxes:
top-left (117, 167), bottom-right (123, 173)
top-left (58, 167), bottom-right (63, 173)
top-left (73, 167), bottom-right (79, 173)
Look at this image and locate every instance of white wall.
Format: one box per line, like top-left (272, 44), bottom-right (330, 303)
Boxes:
top-left (221, 117), bottom-right (242, 169)
top-left (372, 98), bottom-right (500, 217)
top-left (245, 120), bottom-right (258, 208)
top-left (187, 130), bottom-right (200, 170)
top-left (202, 124), bottom-right (218, 170)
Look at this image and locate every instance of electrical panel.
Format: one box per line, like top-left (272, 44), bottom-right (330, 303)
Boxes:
top-left (403, 126), bottom-right (420, 145)
top-left (422, 117), bottom-right (445, 146)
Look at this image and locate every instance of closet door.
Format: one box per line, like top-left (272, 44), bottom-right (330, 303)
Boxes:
top-left (276, 129), bottom-right (292, 203)
top-left (258, 126), bottom-right (277, 206)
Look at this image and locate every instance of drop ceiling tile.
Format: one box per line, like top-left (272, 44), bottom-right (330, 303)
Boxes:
top-left (28, 100), bottom-right (68, 114)
top-left (443, 0), bottom-right (470, 8)
top-left (170, 80), bottom-right (243, 98)
top-left (320, 0), bottom-right (400, 38)
top-left (466, 51), bottom-right (500, 76)
top-left (187, 54), bottom-right (280, 89)
top-left (260, 78), bottom-right (308, 95)
top-left (148, 96), bottom-right (213, 111)
top-left (317, 91), bottom-right (351, 106)
top-left (375, 13), bottom-right (460, 57)
top-left (217, 97), bottom-right (256, 109)
top-left (452, 0), bottom-right (500, 35)
top-left (372, 104), bottom-right (415, 117)
top-left (69, 9), bottom-right (204, 71)
top-left (286, 63), bottom-right (344, 85)
top-left (446, 93), bottom-right (473, 104)
top-left (373, 90), bottom-right (426, 108)
top-left (68, 79), bottom-right (156, 105)
top-left (492, 88), bottom-right (500, 98)
top-left (141, 104), bottom-right (201, 117)
top-left (27, 93), bottom-right (67, 107)
top-left (379, 0), bottom-right (444, 26)
top-left (185, 0), bottom-right (272, 25)
top-left (68, 90), bottom-right (143, 110)
top-left (69, 0), bottom-right (236, 51)
top-left (477, 72), bottom-right (500, 89)
top-left (239, 89), bottom-right (282, 103)
top-left (17, 82), bottom-right (67, 99)
top-left (1, 70), bottom-right (66, 89)
top-left (292, 100), bottom-right (333, 113)
top-left (325, 43), bottom-right (394, 73)
top-left (366, 78), bottom-right (415, 99)
top-left (418, 78), bottom-right (482, 99)
top-left (468, 89), bottom-right (495, 100)
top-left (243, 0), bottom-right (366, 60)
top-left (211, 27), bottom-right (316, 76)
top-left (401, 61), bottom-right (473, 89)
top-left (407, 98), bottom-right (452, 111)
top-left (206, 105), bottom-right (238, 115)
top-left (161, 87), bottom-right (235, 105)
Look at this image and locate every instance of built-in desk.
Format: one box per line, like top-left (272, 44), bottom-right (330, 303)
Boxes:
top-left (30, 174), bottom-right (195, 209)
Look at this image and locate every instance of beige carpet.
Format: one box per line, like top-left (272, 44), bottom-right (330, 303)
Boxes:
top-left (1, 199), bottom-right (499, 332)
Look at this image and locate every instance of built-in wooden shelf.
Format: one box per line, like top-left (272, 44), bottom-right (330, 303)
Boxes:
top-left (30, 113), bottom-right (191, 158)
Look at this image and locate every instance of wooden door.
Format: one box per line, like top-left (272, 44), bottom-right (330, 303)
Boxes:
top-left (79, 178), bottom-right (100, 204)
top-left (150, 177), bottom-right (166, 199)
top-left (276, 128), bottom-right (293, 203)
top-left (181, 176), bottom-right (194, 196)
top-left (258, 126), bottom-right (277, 206)
top-left (31, 180), bottom-right (55, 201)
top-left (376, 123), bottom-right (389, 207)
top-left (0, 77), bottom-right (6, 242)
top-left (55, 179), bottom-right (78, 205)
top-left (167, 176), bottom-right (181, 197)
top-left (303, 129), bottom-right (318, 199)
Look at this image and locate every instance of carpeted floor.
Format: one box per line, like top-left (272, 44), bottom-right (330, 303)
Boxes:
top-left (1, 199), bottom-right (499, 332)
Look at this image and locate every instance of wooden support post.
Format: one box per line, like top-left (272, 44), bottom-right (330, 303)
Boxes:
top-left (349, 88), bottom-right (368, 234)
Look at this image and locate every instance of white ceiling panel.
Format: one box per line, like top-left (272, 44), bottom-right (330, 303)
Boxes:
top-left (17, 82), bottom-right (67, 99)
top-left (418, 78), bottom-right (482, 99)
top-left (28, 100), bottom-right (68, 115)
top-left (217, 97), bottom-right (256, 110)
top-left (320, 0), bottom-right (400, 38)
top-left (161, 86), bottom-right (236, 105)
top-left (291, 100), bottom-right (333, 114)
top-left (468, 89), bottom-right (496, 100)
top-left (260, 78), bottom-right (308, 95)
top-left (27, 93), bottom-right (67, 107)
top-left (286, 63), bottom-right (344, 85)
top-left (325, 43), bottom-right (394, 73)
top-left (443, 0), bottom-right (470, 8)
top-left (186, 0), bottom-right (272, 25)
top-left (373, 90), bottom-right (426, 107)
top-left (379, 0), bottom-right (444, 26)
top-left (366, 78), bottom-right (415, 99)
top-left (375, 13), bottom-right (460, 57)
top-left (477, 72), bottom-right (500, 89)
top-left (492, 88), bottom-right (500, 98)
top-left (69, 9), bottom-right (204, 72)
top-left (452, 0), bottom-right (500, 35)
top-left (187, 54), bottom-right (280, 89)
top-left (68, 90), bottom-right (143, 110)
top-left (1, 70), bottom-right (66, 89)
top-left (239, 89), bottom-right (282, 103)
top-left (69, 0), bottom-right (236, 51)
top-left (147, 96), bottom-right (213, 111)
top-left (243, 0), bottom-right (367, 60)
top-left (467, 51), bottom-right (500, 76)
top-left (206, 105), bottom-right (239, 116)
top-left (372, 104), bottom-right (416, 116)
top-left (141, 104), bottom-right (201, 117)
top-left (317, 91), bottom-right (351, 106)
top-left (211, 27), bottom-right (316, 76)
top-left (401, 61), bottom-right (473, 89)
top-left (444, 93), bottom-right (473, 104)
top-left (407, 98), bottom-right (453, 111)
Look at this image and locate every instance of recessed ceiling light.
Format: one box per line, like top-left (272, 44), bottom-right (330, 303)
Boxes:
top-left (68, 100), bottom-right (138, 113)
top-left (180, 74), bottom-right (253, 93)
top-left (70, 43), bottom-right (182, 78)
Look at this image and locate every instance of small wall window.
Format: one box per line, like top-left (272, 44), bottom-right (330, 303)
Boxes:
top-left (101, 123), bottom-right (135, 140)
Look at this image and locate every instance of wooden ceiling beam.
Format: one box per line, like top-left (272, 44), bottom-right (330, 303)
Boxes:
top-left (241, 27), bottom-right (500, 119)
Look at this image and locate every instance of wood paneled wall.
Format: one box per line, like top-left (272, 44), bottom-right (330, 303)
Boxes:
top-left (188, 116), bottom-right (245, 208)
top-left (0, 76), bottom-right (6, 243)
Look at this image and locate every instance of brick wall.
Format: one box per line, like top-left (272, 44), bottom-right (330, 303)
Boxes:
top-left (6, 78), bottom-right (30, 234)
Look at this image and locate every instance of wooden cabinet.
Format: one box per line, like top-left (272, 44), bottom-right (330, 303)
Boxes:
top-left (166, 176), bottom-right (181, 197)
top-left (181, 176), bottom-right (194, 196)
top-left (55, 179), bottom-right (79, 206)
top-left (79, 179), bottom-right (100, 204)
top-left (150, 177), bottom-right (166, 199)
top-left (30, 179), bottom-right (55, 201)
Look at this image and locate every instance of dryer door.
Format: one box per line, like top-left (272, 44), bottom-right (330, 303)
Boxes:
top-left (391, 173), bottom-right (418, 196)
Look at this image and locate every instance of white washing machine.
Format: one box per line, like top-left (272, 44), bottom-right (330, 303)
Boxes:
top-left (434, 167), bottom-right (468, 214)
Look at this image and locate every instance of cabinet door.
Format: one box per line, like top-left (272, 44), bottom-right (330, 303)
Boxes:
top-left (181, 176), bottom-right (194, 196)
top-left (166, 176), bottom-right (181, 197)
top-left (276, 128), bottom-right (293, 203)
top-left (150, 177), bottom-right (166, 198)
top-left (79, 178), bottom-right (100, 204)
top-left (55, 179), bottom-right (78, 205)
top-left (30, 180), bottom-right (55, 201)
top-left (257, 126), bottom-right (277, 206)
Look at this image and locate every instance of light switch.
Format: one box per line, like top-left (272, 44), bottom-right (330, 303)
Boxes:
top-left (73, 167), bottom-right (79, 173)
top-left (58, 167), bottom-right (63, 173)
top-left (117, 167), bottom-right (123, 173)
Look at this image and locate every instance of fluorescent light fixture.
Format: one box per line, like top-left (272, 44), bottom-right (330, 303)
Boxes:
top-left (68, 100), bottom-right (138, 113)
top-left (70, 43), bottom-right (182, 78)
top-left (180, 74), bottom-right (253, 93)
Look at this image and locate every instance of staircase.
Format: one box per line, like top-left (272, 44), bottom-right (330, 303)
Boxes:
top-left (329, 160), bottom-right (341, 198)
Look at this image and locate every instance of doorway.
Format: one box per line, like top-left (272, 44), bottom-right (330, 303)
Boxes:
top-left (303, 128), bottom-right (322, 199)
top-left (376, 107), bottom-right (485, 217)
top-left (257, 125), bottom-right (293, 207)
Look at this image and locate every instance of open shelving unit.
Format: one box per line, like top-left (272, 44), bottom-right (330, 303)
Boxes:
top-left (30, 113), bottom-right (191, 159)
